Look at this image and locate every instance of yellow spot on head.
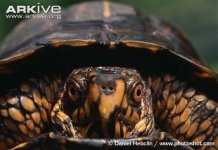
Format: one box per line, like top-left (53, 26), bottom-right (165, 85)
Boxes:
top-left (87, 83), bottom-right (100, 103)
top-left (98, 80), bottom-right (125, 121)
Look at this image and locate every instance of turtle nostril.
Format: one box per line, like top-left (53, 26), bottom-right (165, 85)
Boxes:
top-left (109, 86), bottom-right (114, 91)
top-left (100, 84), bottom-right (115, 94)
top-left (98, 77), bottom-right (116, 94)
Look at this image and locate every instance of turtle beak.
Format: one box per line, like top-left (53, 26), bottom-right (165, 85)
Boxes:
top-left (87, 73), bottom-right (125, 122)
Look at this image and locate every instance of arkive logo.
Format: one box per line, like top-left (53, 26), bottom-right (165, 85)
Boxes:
top-left (6, 3), bottom-right (61, 14)
top-left (5, 3), bottom-right (62, 19)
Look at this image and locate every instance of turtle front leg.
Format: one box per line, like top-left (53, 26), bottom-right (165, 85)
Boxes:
top-left (51, 94), bottom-right (81, 138)
top-left (0, 76), bottom-right (62, 149)
top-left (147, 74), bottom-right (218, 149)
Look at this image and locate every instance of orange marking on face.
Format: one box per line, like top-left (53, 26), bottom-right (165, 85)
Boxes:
top-left (87, 83), bottom-right (100, 103)
top-left (115, 120), bottom-right (121, 138)
top-left (131, 111), bottom-right (140, 123)
top-left (84, 100), bottom-right (90, 118)
top-left (120, 96), bottom-right (128, 110)
top-left (125, 106), bottom-right (132, 119)
top-left (79, 107), bottom-right (85, 121)
top-left (122, 124), bottom-right (128, 138)
top-left (98, 79), bottom-right (125, 121)
top-left (122, 107), bottom-right (139, 125)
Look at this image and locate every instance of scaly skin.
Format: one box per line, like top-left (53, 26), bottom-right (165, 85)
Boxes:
top-left (147, 74), bottom-right (218, 149)
top-left (0, 67), bottom-right (217, 149)
top-left (51, 67), bottom-right (154, 139)
top-left (0, 76), bottom-right (63, 149)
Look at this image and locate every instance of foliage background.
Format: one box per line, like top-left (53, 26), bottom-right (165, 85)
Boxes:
top-left (0, 0), bottom-right (217, 71)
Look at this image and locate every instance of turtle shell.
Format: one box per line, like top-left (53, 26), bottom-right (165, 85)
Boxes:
top-left (1, 1), bottom-right (217, 99)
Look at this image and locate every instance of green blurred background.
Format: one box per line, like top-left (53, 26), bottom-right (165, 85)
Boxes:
top-left (0, 0), bottom-right (217, 71)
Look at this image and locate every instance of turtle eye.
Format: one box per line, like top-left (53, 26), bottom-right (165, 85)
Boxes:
top-left (68, 84), bottom-right (80, 101)
top-left (132, 84), bottom-right (143, 103)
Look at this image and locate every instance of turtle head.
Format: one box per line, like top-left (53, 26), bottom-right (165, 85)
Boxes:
top-left (59, 67), bottom-right (154, 138)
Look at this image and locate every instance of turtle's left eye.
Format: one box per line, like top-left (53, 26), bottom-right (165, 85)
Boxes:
top-left (68, 84), bottom-right (81, 101)
top-left (132, 83), bottom-right (143, 103)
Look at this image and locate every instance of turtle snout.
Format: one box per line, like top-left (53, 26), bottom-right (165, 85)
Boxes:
top-left (99, 78), bottom-right (116, 95)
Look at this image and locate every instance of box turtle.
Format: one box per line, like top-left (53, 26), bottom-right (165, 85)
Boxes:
top-left (0, 1), bottom-right (217, 150)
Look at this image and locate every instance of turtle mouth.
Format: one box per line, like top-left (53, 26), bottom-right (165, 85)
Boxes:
top-left (67, 96), bottom-right (139, 138)
top-left (73, 112), bottom-right (136, 138)
top-left (69, 99), bottom-right (141, 139)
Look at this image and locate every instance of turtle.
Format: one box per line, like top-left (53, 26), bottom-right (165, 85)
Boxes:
top-left (0, 1), bottom-right (217, 150)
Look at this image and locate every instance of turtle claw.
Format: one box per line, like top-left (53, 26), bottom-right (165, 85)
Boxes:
top-left (51, 98), bottom-right (82, 138)
top-left (52, 111), bottom-right (81, 138)
top-left (61, 120), bottom-right (81, 138)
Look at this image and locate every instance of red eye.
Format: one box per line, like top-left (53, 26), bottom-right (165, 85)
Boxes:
top-left (68, 84), bottom-right (80, 101)
top-left (132, 84), bottom-right (143, 103)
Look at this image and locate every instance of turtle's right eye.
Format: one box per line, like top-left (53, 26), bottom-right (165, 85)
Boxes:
top-left (67, 83), bottom-right (81, 102)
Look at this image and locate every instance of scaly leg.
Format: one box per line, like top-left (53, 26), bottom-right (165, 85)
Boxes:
top-left (147, 74), bottom-right (218, 149)
top-left (51, 93), bottom-right (81, 138)
top-left (0, 76), bottom-right (62, 149)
